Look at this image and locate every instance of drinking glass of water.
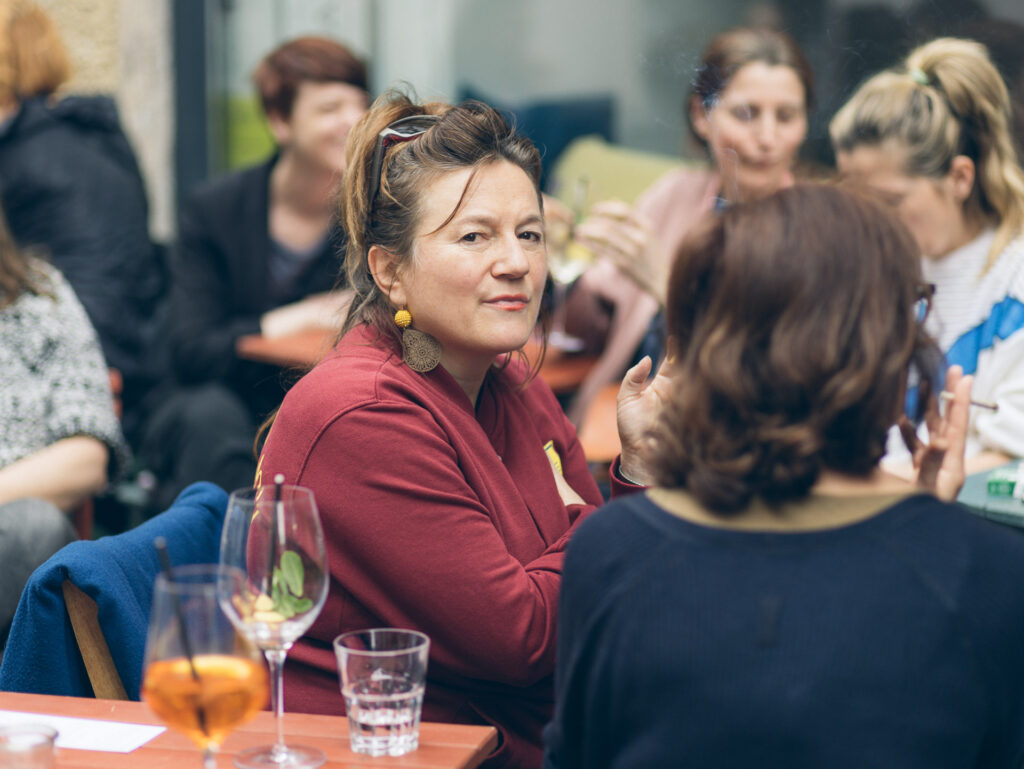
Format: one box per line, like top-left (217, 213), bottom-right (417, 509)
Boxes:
top-left (333, 628), bottom-right (430, 757)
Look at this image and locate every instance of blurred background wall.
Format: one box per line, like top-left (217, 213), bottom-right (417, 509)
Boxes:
top-left (37, 0), bottom-right (1024, 241)
top-left (39, 0), bottom-right (174, 240)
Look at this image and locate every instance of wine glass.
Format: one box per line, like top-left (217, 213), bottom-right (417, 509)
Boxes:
top-left (218, 479), bottom-right (329, 769)
top-left (141, 564), bottom-right (269, 769)
top-left (546, 175), bottom-right (593, 351)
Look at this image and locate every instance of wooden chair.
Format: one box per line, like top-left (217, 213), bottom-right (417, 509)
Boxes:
top-left (61, 580), bottom-right (128, 699)
top-left (0, 483), bottom-right (228, 698)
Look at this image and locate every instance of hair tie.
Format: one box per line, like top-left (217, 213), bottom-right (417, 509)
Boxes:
top-left (909, 67), bottom-right (930, 87)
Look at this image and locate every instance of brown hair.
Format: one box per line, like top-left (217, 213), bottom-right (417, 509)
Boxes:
top-left (0, 0), bottom-right (70, 106)
top-left (830, 37), bottom-right (1024, 272)
top-left (339, 89), bottom-right (543, 351)
top-left (252, 36), bottom-right (367, 120)
top-left (687, 26), bottom-right (814, 151)
top-left (0, 203), bottom-right (50, 308)
top-left (651, 183), bottom-right (940, 514)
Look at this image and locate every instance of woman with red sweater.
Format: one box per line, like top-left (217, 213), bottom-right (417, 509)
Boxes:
top-left (255, 91), bottom-right (666, 768)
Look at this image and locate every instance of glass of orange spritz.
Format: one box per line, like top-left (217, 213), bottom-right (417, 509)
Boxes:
top-left (142, 564), bottom-right (269, 769)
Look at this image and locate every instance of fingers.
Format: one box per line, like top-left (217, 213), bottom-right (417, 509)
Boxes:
top-left (575, 216), bottom-right (648, 261)
top-left (942, 369), bottom-right (972, 462)
top-left (897, 415), bottom-right (920, 458)
top-left (619, 356), bottom-right (653, 398)
top-left (588, 199), bottom-right (633, 219)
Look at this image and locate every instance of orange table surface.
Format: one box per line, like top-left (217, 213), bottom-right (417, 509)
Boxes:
top-left (0, 691), bottom-right (497, 769)
top-left (237, 330), bottom-right (597, 396)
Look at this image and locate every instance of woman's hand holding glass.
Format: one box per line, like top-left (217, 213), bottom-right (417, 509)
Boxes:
top-left (573, 201), bottom-right (668, 306)
top-left (218, 481), bottom-right (329, 769)
top-left (141, 564), bottom-right (269, 769)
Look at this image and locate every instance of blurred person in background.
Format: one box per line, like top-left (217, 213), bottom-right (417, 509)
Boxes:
top-left (142, 36), bottom-right (367, 510)
top-left (544, 183), bottom-right (1024, 769)
top-left (563, 26), bottom-right (813, 424)
top-left (0, 205), bottom-right (128, 644)
top-left (832, 37), bottom-right (1024, 471)
top-left (0, 0), bottom-right (165, 448)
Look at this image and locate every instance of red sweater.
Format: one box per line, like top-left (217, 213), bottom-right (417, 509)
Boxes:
top-left (258, 325), bottom-right (630, 768)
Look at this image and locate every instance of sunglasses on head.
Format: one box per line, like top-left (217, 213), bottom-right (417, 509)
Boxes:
top-left (367, 114), bottom-right (442, 218)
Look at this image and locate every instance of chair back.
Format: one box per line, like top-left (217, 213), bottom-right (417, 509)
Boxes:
top-left (0, 482), bottom-right (228, 699)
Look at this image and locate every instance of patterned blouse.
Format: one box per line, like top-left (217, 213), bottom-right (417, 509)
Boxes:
top-left (0, 260), bottom-right (128, 476)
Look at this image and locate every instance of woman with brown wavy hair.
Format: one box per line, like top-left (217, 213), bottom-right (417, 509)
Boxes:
top-left (545, 183), bottom-right (1024, 768)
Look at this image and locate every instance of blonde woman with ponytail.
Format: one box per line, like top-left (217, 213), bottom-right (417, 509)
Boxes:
top-left (832, 37), bottom-right (1024, 470)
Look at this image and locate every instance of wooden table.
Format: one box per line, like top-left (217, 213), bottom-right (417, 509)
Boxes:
top-left (236, 330), bottom-right (335, 370)
top-left (237, 330), bottom-right (598, 396)
top-left (0, 692), bottom-right (497, 769)
top-left (577, 382), bottom-right (620, 464)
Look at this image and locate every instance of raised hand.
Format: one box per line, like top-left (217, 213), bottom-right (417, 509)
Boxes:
top-left (614, 355), bottom-right (674, 486)
top-left (574, 201), bottom-right (667, 305)
top-left (899, 365), bottom-right (973, 501)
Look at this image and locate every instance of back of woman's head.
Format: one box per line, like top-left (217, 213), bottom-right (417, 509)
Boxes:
top-left (653, 183), bottom-right (937, 513)
top-left (339, 90), bottom-right (542, 346)
top-left (252, 36), bottom-right (367, 120)
top-left (0, 0), bottom-right (70, 106)
top-left (830, 37), bottom-right (1024, 269)
top-left (687, 26), bottom-right (814, 149)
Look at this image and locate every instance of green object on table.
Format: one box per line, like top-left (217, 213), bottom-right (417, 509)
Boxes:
top-left (986, 465), bottom-right (1019, 497)
top-left (958, 461), bottom-right (1024, 528)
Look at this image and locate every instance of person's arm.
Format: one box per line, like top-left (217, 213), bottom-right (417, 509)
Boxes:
top-left (168, 196), bottom-right (264, 384)
top-left (966, 328), bottom-right (1024, 461)
top-left (259, 289), bottom-right (354, 339)
top-left (573, 200), bottom-right (667, 305)
top-left (0, 436), bottom-right (108, 512)
top-left (40, 267), bottom-right (130, 484)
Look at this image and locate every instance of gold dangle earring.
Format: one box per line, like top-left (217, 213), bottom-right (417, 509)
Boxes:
top-left (394, 308), bottom-right (441, 373)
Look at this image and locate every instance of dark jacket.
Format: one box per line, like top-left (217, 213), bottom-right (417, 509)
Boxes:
top-left (168, 156), bottom-right (344, 419)
top-left (0, 95), bottom-right (166, 437)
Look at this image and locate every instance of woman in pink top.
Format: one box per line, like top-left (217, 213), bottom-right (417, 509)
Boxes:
top-left (565, 27), bottom-right (814, 423)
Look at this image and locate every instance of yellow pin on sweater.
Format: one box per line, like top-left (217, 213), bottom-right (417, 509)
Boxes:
top-left (543, 440), bottom-right (563, 476)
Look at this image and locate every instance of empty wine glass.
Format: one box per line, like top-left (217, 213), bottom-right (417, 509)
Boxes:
top-left (141, 564), bottom-right (269, 769)
top-left (218, 478), bottom-right (329, 769)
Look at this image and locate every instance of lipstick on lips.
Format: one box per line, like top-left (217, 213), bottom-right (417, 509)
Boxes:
top-left (486, 294), bottom-right (529, 310)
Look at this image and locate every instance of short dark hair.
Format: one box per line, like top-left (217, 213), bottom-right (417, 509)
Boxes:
top-left (687, 26), bottom-right (814, 150)
top-left (651, 183), bottom-right (939, 513)
top-left (252, 36), bottom-right (368, 120)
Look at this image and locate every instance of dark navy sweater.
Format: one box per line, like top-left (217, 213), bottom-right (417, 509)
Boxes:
top-left (545, 491), bottom-right (1024, 768)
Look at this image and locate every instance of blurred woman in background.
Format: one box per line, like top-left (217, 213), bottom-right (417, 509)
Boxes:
top-left (564, 26), bottom-right (813, 423)
top-left (0, 207), bottom-right (127, 642)
top-left (832, 37), bottom-right (1024, 469)
top-left (545, 184), bottom-right (1024, 769)
top-left (144, 36), bottom-right (367, 509)
top-left (0, 0), bottom-right (164, 444)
